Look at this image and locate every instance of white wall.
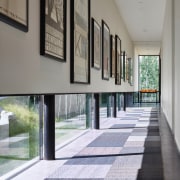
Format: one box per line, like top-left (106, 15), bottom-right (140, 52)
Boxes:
top-left (174, 0), bottom-right (180, 150)
top-left (161, 0), bottom-right (180, 151)
top-left (161, 0), bottom-right (173, 130)
top-left (0, 0), bottom-right (133, 95)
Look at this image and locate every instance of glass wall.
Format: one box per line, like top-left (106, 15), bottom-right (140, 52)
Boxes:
top-left (0, 96), bottom-right (39, 176)
top-left (100, 93), bottom-right (108, 119)
top-left (139, 55), bottom-right (160, 90)
top-left (0, 93), bottom-right (123, 176)
top-left (139, 56), bottom-right (160, 103)
top-left (55, 94), bottom-right (88, 150)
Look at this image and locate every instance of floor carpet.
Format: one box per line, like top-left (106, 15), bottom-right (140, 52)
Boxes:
top-left (46, 108), bottom-right (164, 180)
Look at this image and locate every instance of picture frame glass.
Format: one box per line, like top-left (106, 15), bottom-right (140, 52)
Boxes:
top-left (131, 59), bottom-right (134, 85)
top-left (125, 56), bottom-right (129, 81)
top-left (121, 51), bottom-right (126, 81)
top-left (115, 35), bottom-right (121, 85)
top-left (102, 21), bottom-right (110, 80)
top-left (0, 0), bottom-right (28, 32)
top-left (41, 0), bottom-right (66, 61)
top-left (127, 58), bottom-right (131, 83)
top-left (92, 19), bottom-right (101, 69)
top-left (128, 58), bottom-right (134, 85)
top-left (121, 52), bottom-right (124, 80)
top-left (111, 35), bottom-right (115, 78)
top-left (124, 52), bottom-right (127, 81)
top-left (71, 0), bottom-right (90, 84)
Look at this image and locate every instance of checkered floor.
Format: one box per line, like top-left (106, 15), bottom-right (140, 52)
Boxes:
top-left (45, 107), bottom-right (163, 180)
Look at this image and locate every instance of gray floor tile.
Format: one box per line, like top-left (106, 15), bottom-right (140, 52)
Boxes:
top-left (145, 136), bottom-right (161, 141)
top-left (126, 113), bottom-right (142, 116)
top-left (111, 124), bottom-right (135, 129)
top-left (87, 133), bottom-right (130, 147)
top-left (144, 147), bottom-right (161, 153)
top-left (132, 128), bottom-right (148, 133)
top-left (130, 132), bottom-right (148, 136)
top-left (137, 168), bottom-right (164, 180)
top-left (120, 117), bottom-right (139, 120)
top-left (65, 156), bottom-right (116, 165)
top-left (143, 141), bottom-right (161, 147)
top-left (120, 147), bottom-right (145, 154)
top-left (44, 178), bottom-right (104, 180)
top-left (113, 155), bottom-right (144, 168)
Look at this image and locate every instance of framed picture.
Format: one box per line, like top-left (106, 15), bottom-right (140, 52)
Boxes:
top-left (121, 51), bottom-right (126, 82)
top-left (126, 56), bottom-right (129, 81)
top-left (128, 58), bottom-right (133, 85)
top-left (127, 58), bottom-right (131, 83)
top-left (40, 0), bottom-right (66, 62)
top-left (130, 59), bottom-right (134, 86)
top-left (0, 0), bottom-right (28, 32)
top-left (115, 35), bottom-right (121, 85)
top-left (102, 20), bottom-right (110, 80)
top-left (70, 0), bottom-right (90, 84)
top-left (91, 18), bottom-right (101, 69)
top-left (110, 35), bottom-right (115, 78)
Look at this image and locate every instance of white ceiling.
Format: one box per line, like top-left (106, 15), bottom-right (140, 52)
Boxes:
top-left (115, 0), bottom-right (167, 54)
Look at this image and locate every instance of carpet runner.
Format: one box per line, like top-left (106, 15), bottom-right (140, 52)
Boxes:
top-left (46, 107), bottom-right (163, 180)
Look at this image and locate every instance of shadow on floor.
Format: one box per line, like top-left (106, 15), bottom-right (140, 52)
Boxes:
top-left (137, 111), bottom-right (164, 180)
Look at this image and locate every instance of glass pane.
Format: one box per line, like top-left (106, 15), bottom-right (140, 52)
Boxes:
top-left (139, 56), bottom-right (160, 103)
top-left (100, 93), bottom-right (108, 119)
top-left (0, 96), bottom-right (39, 176)
top-left (139, 56), bottom-right (159, 90)
top-left (55, 94), bottom-right (87, 149)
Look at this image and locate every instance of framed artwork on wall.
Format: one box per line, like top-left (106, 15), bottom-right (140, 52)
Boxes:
top-left (102, 20), bottom-right (110, 80)
top-left (130, 59), bottom-right (134, 86)
top-left (121, 51), bottom-right (123, 80)
top-left (40, 0), bottom-right (66, 62)
top-left (0, 0), bottom-right (28, 32)
top-left (110, 35), bottom-right (115, 78)
top-left (91, 18), bottom-right (101, 69)
top-left (127, 58), bottom-right (131, 83)
top-left (126, 57), bottom-right (129, 81)
top-left (70, 0), bottom-right (90, 84)
top-left (115, 35), bottom-right (121, 85)
top-left (128, 57), bottom-right (134, 85)
top-left (122, 51), bottom-right (126, 82)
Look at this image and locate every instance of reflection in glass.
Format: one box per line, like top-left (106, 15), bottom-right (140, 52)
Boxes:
top-left (0, 96), bottom-right (39, 176)
top-left (55, 94), bottom-right (87, 149)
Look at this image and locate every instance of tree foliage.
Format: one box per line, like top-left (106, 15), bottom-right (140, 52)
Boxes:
top-left (139, 56), bottom-right (159, 90)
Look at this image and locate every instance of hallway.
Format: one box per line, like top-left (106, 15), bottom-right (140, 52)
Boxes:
top-left (9, 107), bottom-right (180, 180)
top-left (1, 0), bottom-right (180, 179)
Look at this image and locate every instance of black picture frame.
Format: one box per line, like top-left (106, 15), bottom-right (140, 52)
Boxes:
top-left (115, 35), bottom-right (121, 85)
top-left (0, 0), bottom-right (28, 32)
top-left (70, 0), bottom-right (90, 84)
top-left (122, 51), bottom-right (126, 82)
top-left (124, 51), bottom-right (127, 82)
top-left (130, 58), bottom-right (134, 86)
top-left (40, 0), bottom-right (66, 62)
top-left (127, 58), bottom-right (131, 84)
top-left (102, 20), bottom-right (110, 80)
top-left (125, 56), bottom-right (129, 81)
top-left (128, 57), bottom-right (133, 85)
top-left (110, 35), bottom-right (115, 78)
top-left (91, 18), bottom-right (101, 70)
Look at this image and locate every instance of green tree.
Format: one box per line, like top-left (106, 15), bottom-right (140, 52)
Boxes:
top-left (139, 56), bottom-right (159, 90)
